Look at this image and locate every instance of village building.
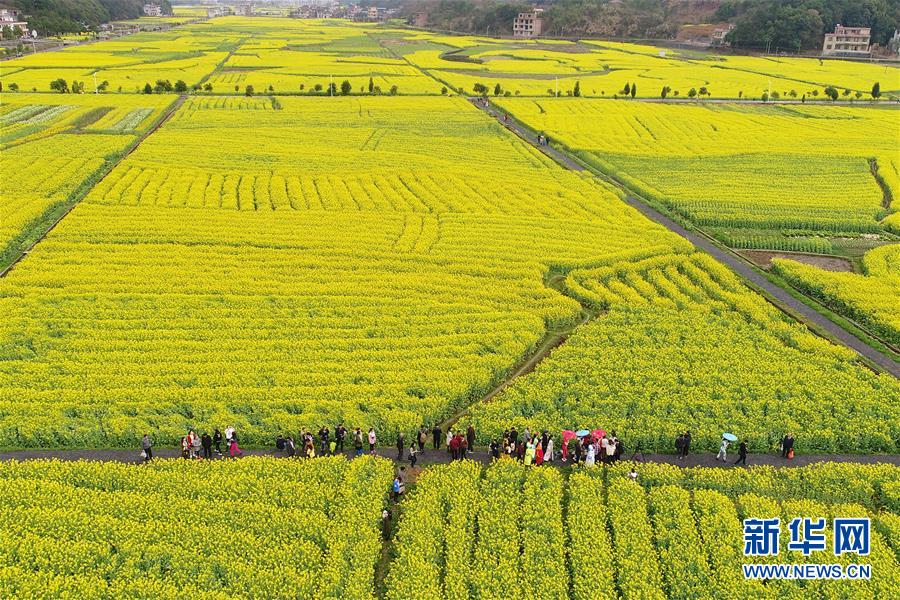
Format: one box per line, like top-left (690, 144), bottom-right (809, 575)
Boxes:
top-left (513, 9), bottom-right (543, 39)
top-left (143, 3), bottom-right (163, 17)
top-left (0, 7), bottom-right (28, 37)
top-left (822, 24), bottom-right (871, 57)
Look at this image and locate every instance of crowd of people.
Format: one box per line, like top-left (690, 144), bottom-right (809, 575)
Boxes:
top-left (141, 422), bottom-right (797, 469)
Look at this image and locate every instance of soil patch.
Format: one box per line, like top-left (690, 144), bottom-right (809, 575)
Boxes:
top-left (742, 250), bottom-right (854, 272)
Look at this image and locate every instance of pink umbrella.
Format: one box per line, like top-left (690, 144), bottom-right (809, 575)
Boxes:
top-left (592, 429), bottom-right (606, 441)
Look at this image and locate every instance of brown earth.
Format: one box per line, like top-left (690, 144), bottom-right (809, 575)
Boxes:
top-left (741, 250), bottom-right (854, 272)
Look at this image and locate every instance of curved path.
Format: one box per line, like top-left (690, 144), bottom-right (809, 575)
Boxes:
top-left (1, 447), bottom-right (897, 469)
top-left (473, 98), bottom-right (900, 378)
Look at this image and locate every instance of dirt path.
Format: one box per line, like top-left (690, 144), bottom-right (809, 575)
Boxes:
top-left (471, 98), bottom-right (900, 378)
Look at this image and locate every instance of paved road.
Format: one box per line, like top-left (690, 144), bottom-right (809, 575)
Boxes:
top-left (1, 447), bottom-right (897, 469)
top-left (474, 99), bottom-right (900, 378)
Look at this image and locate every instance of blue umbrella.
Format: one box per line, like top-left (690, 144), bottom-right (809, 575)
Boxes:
top-left (723, 433), bottom-right (738, 442)
top-left (576, 429), bottom-right (591, 437)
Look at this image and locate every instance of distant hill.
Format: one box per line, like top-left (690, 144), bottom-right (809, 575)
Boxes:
top-left (9, 0), bottom-right (173, 36)
top-left (401, 0), bottom-right (900, 50)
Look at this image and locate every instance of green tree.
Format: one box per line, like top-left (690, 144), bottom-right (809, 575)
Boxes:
top-left (314, 83), bottom-right (323, 92)
top-left (660, 85), bottom-right (670, 99)
top-left (824, 86), bottom-right (838, 101)
top-left (623, 82), bottom-right (631, 95)
top-left (441, 86), bottom-right (447, 95)
top-left (203, 83), bottom-right (213, 92)
top-left (699, 86), bottom-right (709, 97)
top-left (493, 83), bottom-right (502, 96)
top-left (97, 80), bottom-right (109, 92)
top-left (872, 82), bottom-right (881, 99)
top-left (368, 77), bottom-right (374, 93)
top-left (173, 80), bottom-right (187, 93)
top-left (473, 82), bottom-right (488, 95)
top-left (245, 85), bottom-right (254, 97)
top-left (50, 78), bottom-right (68, 93)
top-left (340, 80), bottom-right (352, 95)
top-left (327, 82), bottom-right (337, 95)
top-left (389, 85), bottom-right (398, 95)
top-left (8, 82), bottom-right (18, 92)
top-left (630, 83), bottom-right (636, 98)
top-left (573, 81), bottom-right (581, 97)
top-left (688, 88), bottom-right (697, 98)
top-left (143, 82), bottom-right (153, 94)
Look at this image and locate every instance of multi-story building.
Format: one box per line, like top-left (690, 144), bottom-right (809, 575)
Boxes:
top-left (0, 8), bottom-right (28, 37)
top-left (822, 24), bottom-right (871, 57)
top-left (513, 9), bottom-right (543, 39)
top-left (232, 3), bottom-right (252, 16)
top-left (143, 3), bottom-right (163, 16)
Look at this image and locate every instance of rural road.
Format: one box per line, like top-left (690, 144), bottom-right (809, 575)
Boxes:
top-left (474, 98), bottom-right (900, 378)
top-left (1, 447), bottom-right (898, 469)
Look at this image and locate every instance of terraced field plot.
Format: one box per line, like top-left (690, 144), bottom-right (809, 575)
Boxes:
top-left (388, 460), bottom-right (900, 600)
top-left (0, 95), bottom-right (689, 447)
top-left (0, 93), bottom-right (173, 257)
top-left (773, 244), bottom-right (900, 346)
top-left (0, 456), bottom-right (393, 598)
top-left (495, 99), bottom-right (899, 247)
top-left (466, 250), bottom-right (900, 453)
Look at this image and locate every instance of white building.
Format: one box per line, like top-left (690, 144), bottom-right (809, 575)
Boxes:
top-left (0, 8), bottom-right (28, 37)
top-left (513, 9), bottom-right (543, 39)
top-left (143, 3), bottom-right (163, 16)
top-left (822, 24), bottom-right (871, 57)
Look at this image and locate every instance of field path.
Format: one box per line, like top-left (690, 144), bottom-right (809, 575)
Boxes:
top-left (471, 98), bottom-right (900, 378)
top-left (0, 447), bottom-right (897, 469)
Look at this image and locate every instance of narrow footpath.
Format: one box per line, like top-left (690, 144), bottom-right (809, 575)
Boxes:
top-left (0, 447), bottom-right (897, 468)
top-left (473, 98), bottom-right (900, 378)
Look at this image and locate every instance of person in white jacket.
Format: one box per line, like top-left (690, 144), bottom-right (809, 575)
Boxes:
top-left (717, 437), bottom-right (730, 461)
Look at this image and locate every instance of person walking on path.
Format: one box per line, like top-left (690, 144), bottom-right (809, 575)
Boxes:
top-left (285, 436), bottom-right (296, 457)
top-left (229, 433), bottom-right (242, 458)
top-left (449, 433), bottom-right (460, 460)
top-left (409, 443), bottom-right (418, 468)
top-left (213, 429), bottom-right (223, 455)
top-left (190, 431), bottom-right (201, 459)
top-left (319, 426), bottom-right (330, 456)
top-left (489, 439), bottom-right (500, 460)
top-left (368, 428), bottom-right (377, 455)
top-left (382, 508), bottom-right (392, 540)
top-left (545, 437), bottom-right (554, 462)
top-left (716, 436), bottom-right (730, 462)
top-left (141, 434), bottom-right (153, 461)
top-left (446, 429), bottom-right (453, 455)
top-left (396, 431), bottom-right (405, 460)
top-left (735, 440), bottom-right (748, 466)
top-left (201, 432), bottom-right (212, 459)
top-left (584, 443), bottom-right (595, 467)
top-left (432, 424), bottom-right (442, 450)
top-left (675, 433), bottom-right (684, 458)
top-left (335, 424), bottom-right (346, 453)
top-left (466, 424), bottom-right (476, 454)
top-left (681, 431), bottom-right (691, 460)
top-left (418, 426), bottom-right (427, 452)
top-left (354, 428), bottom-right (364, 457)
top-left (781, 433), bottom-right (794, 459)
